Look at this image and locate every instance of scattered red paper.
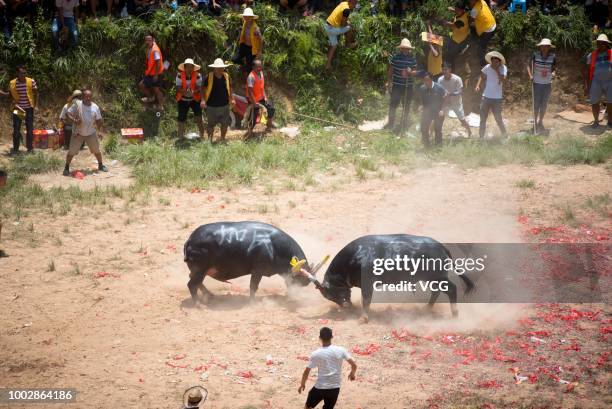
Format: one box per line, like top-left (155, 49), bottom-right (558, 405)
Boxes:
top-left (477, 379), bottom-right (502, 389)
top-left (518, 215), bottom-right (529, 224)
top-left (237, 370), bottom-right (253, 379)
top-left (391, 329), bottom-right (415, 342)
top-left (317, 319), bottom-right (329, 324)
top-left (173, 353), bottom-right (186, 360)
top-left (493, 354), bottom-right (518, 363)
top-left (206, 195), bottom-right (215, 202)
top-left (165, 361), bottom-right (188, 369)
top-left (166, 244), bottom-right (177, 251)
top-left (72, 170), bottom-right (85, 179)
top-left (93, 271), bottom-right (120, 278)
top-left (596, 352), bottom-right (609, 367)
top-left (352, 344), bottom-right (381, 356)
top-left (190, 188), bottom-right (201, 193)
top-left (194, 364), bottom-right (209, 372)
top-left (297, 355), bottom-right (309, 361)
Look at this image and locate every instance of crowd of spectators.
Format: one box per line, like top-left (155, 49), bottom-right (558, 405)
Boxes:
top-left (1, 0), bottom-right (610, 46)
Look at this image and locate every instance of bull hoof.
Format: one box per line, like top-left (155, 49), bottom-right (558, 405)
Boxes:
top-left (358, 315), bottom-right (369, 324)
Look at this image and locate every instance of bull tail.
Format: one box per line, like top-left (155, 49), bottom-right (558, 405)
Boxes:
top-left (183, 240), bottom-right (191, 262)
top-left (459, 274), bottom-right (475, 295)
top-left (443, 245), bottom-right (476, 295)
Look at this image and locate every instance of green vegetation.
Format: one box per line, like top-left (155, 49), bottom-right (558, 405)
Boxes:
top-left (0, 132), bottom-right (611, 220)
top-left (585, 193), bottom-right (611, 217)
top-left (0, 2), bottom-right (598, 129)
top-left (0, 2), bottom-right (608, 221)
top-left (515, 179), bottom-right (536, 189)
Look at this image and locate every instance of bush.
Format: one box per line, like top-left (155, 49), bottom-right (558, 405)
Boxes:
top-left (0, 2), bottom-right (597, 128)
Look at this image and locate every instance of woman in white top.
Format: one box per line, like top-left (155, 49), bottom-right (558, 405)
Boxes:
top-left (475, 51), bottom-right (508, 139)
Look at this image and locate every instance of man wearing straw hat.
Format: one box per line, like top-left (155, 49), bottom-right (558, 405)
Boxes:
top-left (59, 89), bottom-right (82, 150)
top-left (384, 38), bottom-right (418, 134)
top-left (203, 58), bottom-right (235, 144)
top-left (176, 58), bottom-right (205, 140)
top-left (584, 33), bottom-right (612, 129)
top-left (475, 50), bottom-right (508, 139)
top-left (232, 7), bottom-right (262, 73)
top-left (527, 38), bottom-right (556, 134)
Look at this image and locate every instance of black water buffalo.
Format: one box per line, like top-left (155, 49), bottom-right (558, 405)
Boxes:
top-left (308, 235), bottom-right (475, 322)
top-left (184, 221), bottom-right (312, 304)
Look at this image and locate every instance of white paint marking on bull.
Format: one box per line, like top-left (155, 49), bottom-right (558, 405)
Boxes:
top-left (354, 245), bottom-right (375, 265)
top-left (214, 225), bottom-right (248, 245)
top-left (247, 228), bottom-right (275, 258)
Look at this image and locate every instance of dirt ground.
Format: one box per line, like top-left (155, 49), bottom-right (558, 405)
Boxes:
top-left (1, 118), bottom-right (611, 409)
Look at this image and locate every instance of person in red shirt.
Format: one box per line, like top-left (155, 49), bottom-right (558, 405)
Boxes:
top-left (246, 59), bottom-right (275, 137)
top-left (138, 33), bottom-right (165, 111)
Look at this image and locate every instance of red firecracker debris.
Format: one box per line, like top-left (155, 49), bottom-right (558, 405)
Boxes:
top-left (493, 354), bottom-right (518, 363)
top-left (173, 353), bottom-right (186, 360)
top-left (237, 370), bottom-right (254, 379)
top-left (297, 355), bottom-right (309, 361)
top-left (477, 380), bottom-right (502, 389)
top-left (93, 271), bottom-right (120, 278)
top-left (352, 344), bottom-right (381, 356)
top-left (165, 361), bottom-right (188, 369)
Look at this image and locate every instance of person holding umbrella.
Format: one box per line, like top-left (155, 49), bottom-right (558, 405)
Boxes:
top-left (384, 38), bottom-right (418, 135)
top-left (584, 34), bottom-right (611, 129)
top-left (175, 58), bottom-right (205, 140)
top-left (527, 38), bottom-right (556, 134)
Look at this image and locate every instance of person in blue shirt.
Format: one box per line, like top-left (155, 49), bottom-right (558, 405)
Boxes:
top-left (419, 72), bottom-right (448, 148)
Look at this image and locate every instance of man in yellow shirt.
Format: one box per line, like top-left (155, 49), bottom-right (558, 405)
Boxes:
top-left (468, 0), bottom-right (496, 66)
top-left (324, 0), bottom-right (357, 71)
top-left (442, 2), bottom-right (470, 69)
top-left (232, 7), bottom-right (262, 73)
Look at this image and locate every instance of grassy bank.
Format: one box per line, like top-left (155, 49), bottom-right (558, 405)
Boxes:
top-left (0, 1), bottom-right (599, 131)
top-left (1, 131), bottom-right (610, 221)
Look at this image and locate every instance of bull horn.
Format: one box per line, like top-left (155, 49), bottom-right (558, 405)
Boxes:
top-left (310, 255), bottom-right (331, 277)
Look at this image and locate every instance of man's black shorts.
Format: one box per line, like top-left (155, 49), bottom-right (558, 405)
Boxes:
top-left (305, 387), bottom-right (340, 409)
top-left (177, 99), bottom-right (202, 122)
top-left (143, 74), bottom-right (162, 88)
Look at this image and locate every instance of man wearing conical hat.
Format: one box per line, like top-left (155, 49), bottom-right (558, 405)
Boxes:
top-left (202, 58), bottom-right (235, 144)
top-left (176, 58), bottom-right (205, 140)
top-left (384, 38), bottom-right (418, 134)
top-left (527, 38), bottom-right (556, 134)
top-left (584, 33), bottom-right (611, 129)
top-left (231, 7), bottom-right (262, 73)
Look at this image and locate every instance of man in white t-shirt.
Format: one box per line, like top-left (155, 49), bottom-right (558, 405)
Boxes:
top-left (63, 89), bottom-right (108, 176)
top-left (475, 51), bottom-right (508, 139)
top-left (438, 64), bottom-right (472, 138)
top-left (298, 327), bottom-right (357, 409)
